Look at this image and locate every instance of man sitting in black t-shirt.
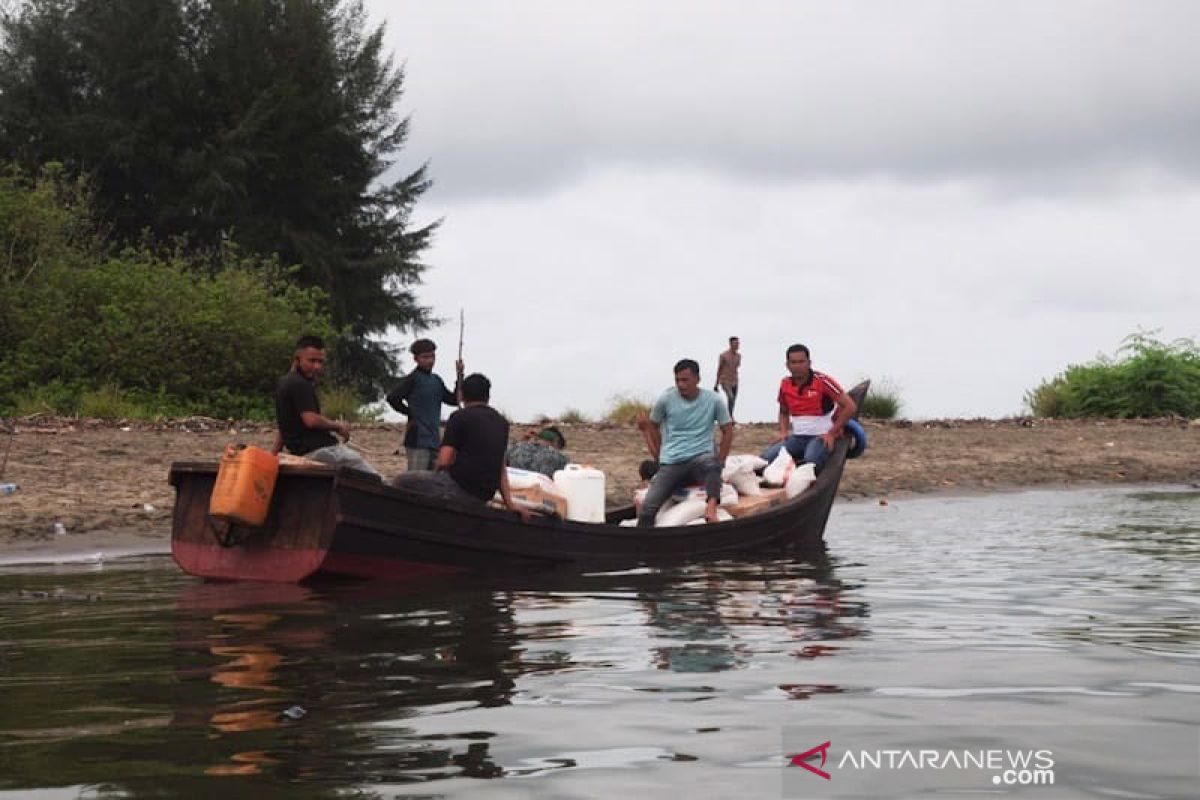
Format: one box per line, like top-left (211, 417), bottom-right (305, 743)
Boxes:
top-left (390, 373), bottom-right (529, 522)
top-left (272, 335), bottom-right (380, 478)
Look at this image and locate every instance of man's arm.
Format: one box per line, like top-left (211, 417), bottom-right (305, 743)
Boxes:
top-left (636, 412), bottom-right (661, 462)
top-left (300, 411), bottom-right (350, 442)
top-left (716, 421), bottom-right (734, 464)
top-left (498, 462), bottom-right (530, 523)
top-left (385, 373), bottom-right (415, 416)
top-left (435, 444), bottom-right (456, 470)
top-left (820, 392), bottom-right (858, 450)
top-left (774, 404), bottom-right (789, 442)
top-left (271, 430), bottom-right (283, 455)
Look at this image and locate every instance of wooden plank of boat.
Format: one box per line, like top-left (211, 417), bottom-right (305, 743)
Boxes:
top-left (169, 382), bottom-right (868, 582)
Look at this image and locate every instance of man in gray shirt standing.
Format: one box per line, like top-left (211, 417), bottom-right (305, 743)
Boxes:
top-left (714, 336), bottom-right (741, 421)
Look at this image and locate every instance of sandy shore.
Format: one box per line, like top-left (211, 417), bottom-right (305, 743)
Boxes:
top-left (1, 415), bottom-right (1197, 560)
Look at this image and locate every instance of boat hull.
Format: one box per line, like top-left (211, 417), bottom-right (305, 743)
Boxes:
top-left (170, 384), bottom-right (867, 582)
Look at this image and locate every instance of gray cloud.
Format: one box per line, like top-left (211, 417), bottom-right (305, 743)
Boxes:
top-left (374, 0), bottom-right (1200, 199)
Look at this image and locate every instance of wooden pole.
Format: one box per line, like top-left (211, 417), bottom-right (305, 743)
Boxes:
top-left (456, 308), bottom-right (465, 406)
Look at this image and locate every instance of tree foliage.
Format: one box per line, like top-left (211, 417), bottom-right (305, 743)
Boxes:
top-left (0, 0), bottom-right (436, 394)
top-left (0, 164), bottom-right (333, 418)
top-left (1025, 333), bottom-right (1200, 419)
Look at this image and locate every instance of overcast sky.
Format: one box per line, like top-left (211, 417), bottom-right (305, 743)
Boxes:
top-left (363, 0), bottom-right (1199, 422)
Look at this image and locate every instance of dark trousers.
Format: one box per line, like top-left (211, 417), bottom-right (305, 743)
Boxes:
top-left (391, 470), bottom-right (486, 508)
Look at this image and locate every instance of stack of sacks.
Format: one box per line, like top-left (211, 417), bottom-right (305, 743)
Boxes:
top-left (492, 467), bottom-right (569, 517)
top-left (722, 454), bottom-right (766, 496)
top-left (633, 483), bottom-right (739, 527)
top-left (628, 452), bottom-right (817, 526)
top-left (761, 450), bottom-right (817, 497)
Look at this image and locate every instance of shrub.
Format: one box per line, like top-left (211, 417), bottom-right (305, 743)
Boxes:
top-left (1025, 332), bottom-right (1200, 418)
top-left (0, 164), bottom-right (336, 418)
top-left (77, 383), bottom-right (142, 420)
top-left (605, 394), bottom-right (652, 425)
top-left (1024, 376), bottom-right (1067, 418)
top-left (859, 378), bottom-right (903, 419)
top-left (557, 408), bottom-right (590, 424)
top-left (319, 385), bottom-right (381, 423)
top-left (9, 382), bottom-right (76, 416)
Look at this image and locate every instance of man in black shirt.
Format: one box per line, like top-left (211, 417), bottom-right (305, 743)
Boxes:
top-left (272, 335), bottom-right (380, 478)
top-left (391, 373), bottom-right (528, 521)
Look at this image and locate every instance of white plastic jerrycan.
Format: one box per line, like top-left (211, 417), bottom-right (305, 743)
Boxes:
top-left (552, 464), bottom-right (606, 523)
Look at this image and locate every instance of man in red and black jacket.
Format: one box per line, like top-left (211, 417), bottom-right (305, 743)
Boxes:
top-left (759, 343), bottom-right (857, 473)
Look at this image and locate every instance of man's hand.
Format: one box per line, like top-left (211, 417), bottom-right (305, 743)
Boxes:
top-left (334, 421), bottom-right (351, 441)
top-left (820, 431), bottom-right (837, 451)
top-left (514, 506), bottom-right (531, 524)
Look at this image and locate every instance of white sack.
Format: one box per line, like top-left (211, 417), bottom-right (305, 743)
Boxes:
top-left (761, 448), bottom-right (796, 487)
top-left (722, 454), bottom-right (767, 478)
top-left (729, 471), bottom-right (763, 496)
top-left (686, 509), bottom-right (734, 525)
top-left (656, 496), bottom-right (708, 526)
top-left (785, 462), bottom-right (816, 498)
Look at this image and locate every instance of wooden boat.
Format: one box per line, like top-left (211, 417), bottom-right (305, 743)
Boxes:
top-left (169, 383), bottom-right (868, 582)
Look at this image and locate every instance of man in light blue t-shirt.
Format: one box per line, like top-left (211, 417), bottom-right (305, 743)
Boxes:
top-left (636, 359), bottom-right (734, 527)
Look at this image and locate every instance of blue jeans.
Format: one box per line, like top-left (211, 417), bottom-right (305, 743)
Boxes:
top-left (760, 435), bottom-right (829, 472)
top-left (636, 453), bottom-right (722, 528)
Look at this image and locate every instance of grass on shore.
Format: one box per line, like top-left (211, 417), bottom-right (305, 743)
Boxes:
top-left (4, 382), bottom-right (379, 422)
top-left (859, 378), bottom-right (903, 419)
top-left (605, 394), bottom-right (651, 425)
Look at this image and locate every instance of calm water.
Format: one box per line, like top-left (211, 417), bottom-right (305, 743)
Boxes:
top-left (0, 486), bottom-right (1197, 799)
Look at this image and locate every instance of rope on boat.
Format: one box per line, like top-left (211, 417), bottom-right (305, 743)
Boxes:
top-left (208, 515), bottom-right (253, 548)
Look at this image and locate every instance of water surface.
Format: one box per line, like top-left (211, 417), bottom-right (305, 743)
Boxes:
top-left (1, 486), bottom-right (1197, 798)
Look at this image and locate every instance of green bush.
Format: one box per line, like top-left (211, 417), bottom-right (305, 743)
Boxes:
top-left (8, 382), bottom-right (76, 417)
top-left (320, 385), bottom-right (382, 423)
top-left (77, 383), bottom-right (142, 420)
top-left (605, 394), bottom-right (652, 425)
top-left (859, 378), bottom-right (903, 419)
top-left (1025, 333), bottom-right (1200, 418)
top-left (0, 164), bottom-right (336, 418)
top-left (557, 408), bottom-right (590, 424)
top-left (1024, 376), bottom-right (1067, 418)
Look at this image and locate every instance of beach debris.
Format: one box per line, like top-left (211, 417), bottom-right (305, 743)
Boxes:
top-left (878, 497), bottom-right (889, 506)
top-left (279, 705), bottom-right (307, 721)
top-left (17, 588), bottom-right (102, 602)
top-left (0, 482), bottom-right (18, 497)
top-left (53, 522), bottom-right (67, 535)
top-left (1105, 441), bottom-right (1115, 447)
top-left (131, 503), bottom-right (156, 512)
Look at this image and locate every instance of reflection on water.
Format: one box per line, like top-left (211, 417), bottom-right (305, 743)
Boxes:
top-left (0, 485), bottom-right (1197, 798)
